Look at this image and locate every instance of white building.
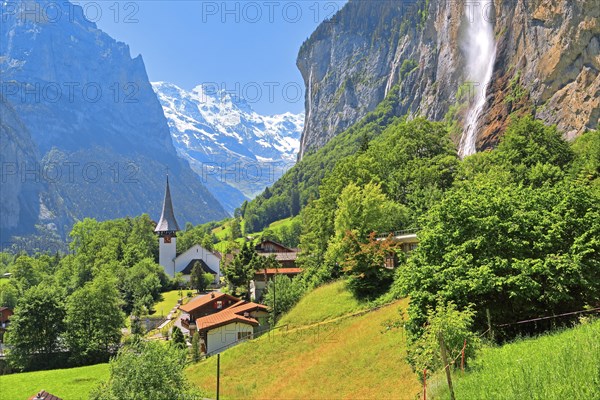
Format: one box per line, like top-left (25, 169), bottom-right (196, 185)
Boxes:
top-left (180, 292), bottom-right (269, 355)
top-left (155, 177), bottom-right (220, 283)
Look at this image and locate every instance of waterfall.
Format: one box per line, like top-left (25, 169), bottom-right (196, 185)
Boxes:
top-left (459, 1), bottom-right (496, 158)
top-left (298, 68), bottom-right (313, 160)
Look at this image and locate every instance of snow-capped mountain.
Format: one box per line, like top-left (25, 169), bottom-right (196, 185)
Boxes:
top-left (152, 82), bottom-right (304, 212)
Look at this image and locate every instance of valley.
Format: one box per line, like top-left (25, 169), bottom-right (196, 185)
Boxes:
top-left (0, 0), bottom-right (598, 399)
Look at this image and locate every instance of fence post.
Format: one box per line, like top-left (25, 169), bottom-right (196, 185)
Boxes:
top-left (423, 368), bottom-right (427, 400)
top-left (438, 332), bottom-right (456, 400)
top-left (461, 339), bottom-right (466, 373)
top-left (486, 308), bottom-right (494, 342)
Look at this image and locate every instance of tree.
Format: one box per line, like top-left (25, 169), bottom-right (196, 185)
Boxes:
top-left (90, 340), bottom-right (200, 400)
top-left (289, 188), bottom-right (301, 217)
top-left (263, 273), bottom-right (305, 324)
top-left (9, 255), bottom-right (46, 292)
top-left (341, 232), bottom-right (398, 299)
top-left (230, 218), bottom-right (242, 240)
top-left (6, 284), bottom-right (66, 371)
top-left (400, 172), bottom-right (600, 340)
top-left (191, 331), bottom-right (201, 362)
top-left (0, 281), bottom-right (18, 309)
top-left (121, 258), bottom-right (165, 314)
top-left (190, 261), bottom-right (213, 293)
top-left (222, 242), bottom-right (257, 297)
top-left (171, 326), bottom-right (186, 349)
top-left (64, 274), bottom-right (125, 364)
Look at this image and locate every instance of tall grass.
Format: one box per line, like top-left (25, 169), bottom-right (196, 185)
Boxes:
top-left (433, 319), bottom-right (600, 399)
top-left (186, 295), bottom-right (418, 399)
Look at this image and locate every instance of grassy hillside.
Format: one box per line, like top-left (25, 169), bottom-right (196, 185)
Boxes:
top-left (432, 319), bottom-right (600, 399)
top-left (277, 280), bottom-right (370, 328)
top-left (0, 363), bottom-right (109, 400)
top-left (186, 282), bottom-right (419, 399)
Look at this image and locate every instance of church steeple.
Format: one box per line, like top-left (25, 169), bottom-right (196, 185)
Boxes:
top-left (156, 175), bottom-right (179, 277)
top-left (155, 175), bottom-right (180, 234)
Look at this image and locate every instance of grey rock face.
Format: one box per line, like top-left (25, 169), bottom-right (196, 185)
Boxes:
top-left (0, 0), bottom-right (227, 246)
top-left (297, 0), bottom-right (599, 158)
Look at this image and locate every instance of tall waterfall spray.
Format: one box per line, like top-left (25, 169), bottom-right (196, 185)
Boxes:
top-left (459, 1), bottom-right (496, 158)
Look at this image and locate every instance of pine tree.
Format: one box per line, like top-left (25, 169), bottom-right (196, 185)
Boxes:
top-left (171, 326), bottom-right (186, 349)
top-left (191, 332), bottom-right (201, 362)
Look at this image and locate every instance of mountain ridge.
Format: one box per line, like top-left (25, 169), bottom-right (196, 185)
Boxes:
top-left (152, 81), bottom-right (303, 212)
top-left (0, 0), bottom-right (228, 246)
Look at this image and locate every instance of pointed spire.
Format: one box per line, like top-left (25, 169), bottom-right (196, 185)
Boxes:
top-left (155, 175), bottom-right (180, 233)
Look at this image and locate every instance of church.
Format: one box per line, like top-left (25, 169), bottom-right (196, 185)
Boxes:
top-left (155, 177), bottom-right (221, 284)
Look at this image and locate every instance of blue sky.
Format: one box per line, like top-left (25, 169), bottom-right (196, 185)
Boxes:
top-left (81, 1), bottom-right (347, 115)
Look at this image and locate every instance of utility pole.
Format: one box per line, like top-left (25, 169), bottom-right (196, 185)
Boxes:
top-left (438, 332), bottom-right (455, 400)
top-left (216, 353), bottom-right (220, 400)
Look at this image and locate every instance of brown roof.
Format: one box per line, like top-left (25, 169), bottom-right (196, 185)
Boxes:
top-left (255, 239), bottom-right (294, 252)
top-left (193, 299), bottom-right (269, 332)
top-left (195, 309), bottom-right (259, 332)
top-left (29, 391), bottom-right (62, 400)
top-left (230, 301), bottom-right (269, 313)
top-left (254, 268), bottom-right (303, 276)
top-left (179, 292), bottom-right (239, 313)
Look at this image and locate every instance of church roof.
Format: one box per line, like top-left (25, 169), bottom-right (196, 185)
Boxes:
top-left (155, 176), bottom-right (180, 233)
top-left (180, 259), bottom-right (217, 276)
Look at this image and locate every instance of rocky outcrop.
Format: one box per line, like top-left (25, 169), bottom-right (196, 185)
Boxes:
top-left (297, 0), bottom-right (599, 158)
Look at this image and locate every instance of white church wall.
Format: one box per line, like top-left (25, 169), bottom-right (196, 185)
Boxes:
top-left (174, 244), bottom-right (221, 283)
top-left (159, 237), bottom-right (177, 277)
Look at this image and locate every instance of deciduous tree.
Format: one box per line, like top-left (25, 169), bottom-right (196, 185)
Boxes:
top-left (6, 285), bottom-right (66, 371)
top-left (64, 274), bottom-right (125, 364)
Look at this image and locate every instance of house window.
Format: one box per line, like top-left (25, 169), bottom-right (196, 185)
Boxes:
top-left (237, 331), bottom-right (251, 340)
top-left (215, 301), bottom-right (223, 309)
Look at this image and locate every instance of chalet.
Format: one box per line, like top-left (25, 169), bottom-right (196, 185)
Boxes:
top-left (180, 292), bottom-right (269, 355)
top-left (255, 240), bottom-right (299, 268)
top-left (0, 307), bottom-right (13, 342)
top-left (180, 292), bottom-right (241, 322)
top-left (376, 229), bottom-right (420, 268)
top-left (250, 268), bottom-right (303, 301)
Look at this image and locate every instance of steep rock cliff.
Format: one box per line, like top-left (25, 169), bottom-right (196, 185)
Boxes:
top-left (0, 1), bottom-right (228, 245)
top-left (297, 0), bottom-right (599, 158)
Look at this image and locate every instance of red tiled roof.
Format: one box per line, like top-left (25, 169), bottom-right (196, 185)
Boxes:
top-left (254, 268), bottom-right (303, 276)
top-left (195, 309), bottom-right (259, 332)
top-left (29, 391), bottom-right (62, 400)
top-left (180, 292), bottom-right (240, 313)
top-left (230, 301), bottom-right (269, 313)
top-left (193, 299), bottom-right (269, 332)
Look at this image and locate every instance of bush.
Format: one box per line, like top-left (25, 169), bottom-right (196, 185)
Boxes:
top-left (90, 340), bottom-right (200, 399)
top-left (407, 301), bottom-right (480, 376)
